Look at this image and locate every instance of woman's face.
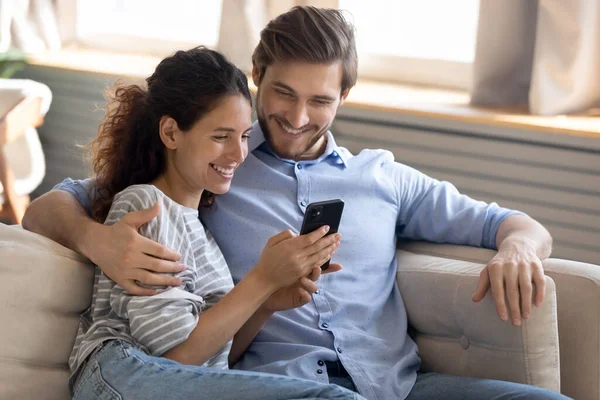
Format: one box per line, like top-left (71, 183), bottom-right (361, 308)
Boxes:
top-left (166, 95), bottom-right (253, 199)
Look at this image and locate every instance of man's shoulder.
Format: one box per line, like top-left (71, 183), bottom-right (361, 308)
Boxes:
top-left (344, 147), bottom-right (410, 171)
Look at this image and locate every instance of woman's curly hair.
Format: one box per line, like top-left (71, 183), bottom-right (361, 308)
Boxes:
top-left (89, 46), bottom-right (251, 221)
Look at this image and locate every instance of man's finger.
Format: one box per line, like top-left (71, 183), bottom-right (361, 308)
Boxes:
top-left (472, 267), bottom-right (490, 302)
top-left (518, 265), bottom-right (533, 319)
top-left (532, 263), bottom-right (546, 307)
top-left (143, 253), bottom-right (185, 273)
top-left (132, 270), bottom-right (183, 288)
top-left (122, 202), bottom-right (161, 229)
top-left (488, 262), bottom-right (508, 321)
top-left (141, 236), bottom-right (182, 262)
top-left (505, 264), bottom-right (521, 326)
top-left (122, 280), bottom-right (158, 296)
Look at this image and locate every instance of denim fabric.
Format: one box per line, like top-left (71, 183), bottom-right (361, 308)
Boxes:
top-left (71, 340), bottom-right (366, 400)
top-left (406, 372), bottom-right (572, 400)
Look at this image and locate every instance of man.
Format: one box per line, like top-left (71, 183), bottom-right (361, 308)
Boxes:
top-left (23, 6), bottom-right (566, 400)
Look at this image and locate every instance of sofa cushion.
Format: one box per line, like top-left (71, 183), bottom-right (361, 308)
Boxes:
top-left (0, 224), bottom-right (94, 400)
top-left (396, 246), bottom-right (561, 393)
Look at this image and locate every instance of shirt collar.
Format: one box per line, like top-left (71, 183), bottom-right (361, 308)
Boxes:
top-left (249, 121), bottom-right (348, 168)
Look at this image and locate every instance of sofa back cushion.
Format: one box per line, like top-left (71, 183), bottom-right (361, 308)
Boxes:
top-left (0, 224), bottom-right (93, 400)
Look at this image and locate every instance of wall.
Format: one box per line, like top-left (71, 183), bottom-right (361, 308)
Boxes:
top-left (18, 65), bottom-right (600, 264)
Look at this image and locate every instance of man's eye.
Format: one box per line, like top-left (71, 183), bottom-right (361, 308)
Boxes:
top-left (277, 90), bottom-right (292, 97)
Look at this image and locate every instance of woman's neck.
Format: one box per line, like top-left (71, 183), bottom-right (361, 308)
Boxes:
top-left (151, 173), bottom-right (202, 210)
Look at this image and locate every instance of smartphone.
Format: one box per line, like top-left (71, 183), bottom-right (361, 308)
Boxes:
top-left (299, 199), bottom-right (344, 270)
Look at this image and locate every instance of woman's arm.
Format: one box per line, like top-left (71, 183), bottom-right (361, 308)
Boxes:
top-left (162, 229), bottom-right (339, 366)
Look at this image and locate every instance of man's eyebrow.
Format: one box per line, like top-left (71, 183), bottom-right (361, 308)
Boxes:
top-left (272, 81), bottom-right (336, 102)
top-left (272, 81), bottom-right (297, 94)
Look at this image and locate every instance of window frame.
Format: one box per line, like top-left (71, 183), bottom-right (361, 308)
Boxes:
top-left (56, 0), bottom-right (477, 90)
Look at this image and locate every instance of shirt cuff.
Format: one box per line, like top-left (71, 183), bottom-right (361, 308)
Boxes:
top-left (52, 178), bottom-right (94, 216)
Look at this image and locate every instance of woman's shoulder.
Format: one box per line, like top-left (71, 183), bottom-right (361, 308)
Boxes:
top-left (113, 184), bottom-right (164, 209)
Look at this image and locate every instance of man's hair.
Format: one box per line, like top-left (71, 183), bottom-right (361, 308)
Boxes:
top-left (252, 6), bottom-right (357, 94)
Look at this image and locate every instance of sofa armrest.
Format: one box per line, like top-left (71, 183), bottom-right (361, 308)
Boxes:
top-left (398, 241), bottom-right (600, 400)
top-left (396, 245), bottom-right (561, 393)
top-left (0, 224), bottom-right (94, 400)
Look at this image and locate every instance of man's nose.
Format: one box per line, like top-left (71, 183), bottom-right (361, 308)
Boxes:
top-left (286, 101), bottom-right (310, 129)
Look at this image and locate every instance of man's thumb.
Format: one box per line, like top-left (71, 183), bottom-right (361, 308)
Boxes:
top-left (123, 202), bottom-right (160, 228)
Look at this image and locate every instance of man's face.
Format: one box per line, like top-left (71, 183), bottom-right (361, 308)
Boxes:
top-left (253, 61), bottom-right (349, 161)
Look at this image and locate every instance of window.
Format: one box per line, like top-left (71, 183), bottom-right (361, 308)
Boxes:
top-left (57, 0), bottom-right (480, 90)
top-left (339, 0), bottom-right (480, 90)
top-left (70, 0), bottom-right (223, 56)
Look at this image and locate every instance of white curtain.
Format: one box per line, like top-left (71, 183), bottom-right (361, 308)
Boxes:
top-left (0, 0), bottom-right (61, 53)
top-left (217, 0), bottom-right (270, 72)
top-left (470, 0), bottom-right (600, 115)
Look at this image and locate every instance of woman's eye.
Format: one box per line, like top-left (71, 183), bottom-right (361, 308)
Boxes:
top-left (242, 134), bottom-right (251, 140)
top-left (214, 136), bottom-right (228, 140)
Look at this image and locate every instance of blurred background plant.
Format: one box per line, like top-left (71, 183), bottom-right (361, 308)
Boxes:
top-left (0, 48), bottom-right (26, 78)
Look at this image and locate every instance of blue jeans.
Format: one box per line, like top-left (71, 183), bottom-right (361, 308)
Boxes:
top-left (321, 367), bottom-right (569, 400)
top-left (71, 340), bottom-right (365, 400)
top-left (406, 371), bottom-right (572, 400)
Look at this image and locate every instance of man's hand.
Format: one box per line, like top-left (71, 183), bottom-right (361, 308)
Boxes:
top-left (472, 237), bottom-right (546, 326)
top-left (262, 264), bottom-right (342, 313)
top-left (87, 202), bottom-right (185, 295)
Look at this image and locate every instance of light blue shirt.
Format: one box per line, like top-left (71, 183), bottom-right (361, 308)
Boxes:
top-left (55, 122), bottom-right (518, 400)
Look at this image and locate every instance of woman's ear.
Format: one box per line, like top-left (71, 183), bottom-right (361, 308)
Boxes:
top-left (159, 116), bottom-right (179, 150)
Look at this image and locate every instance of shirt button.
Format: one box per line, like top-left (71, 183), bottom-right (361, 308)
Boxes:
top-left (317, 369), bottom-right (323, 374)
top-left (300, 201), bottom-right (307, 207)
top-left (318, 360), bottom-right (324, 366)
top-left (337, 347), bottom-right (342, 353)
top-left (297, 164), bottom-right (302, 169)
top-left (321, 323), bottom-right (329, 329)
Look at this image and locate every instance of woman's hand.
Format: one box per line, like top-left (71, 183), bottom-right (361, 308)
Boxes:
top-left (262, 264), bottom-right (342, 312)
top-left (253, 227), bottom-right (341, 293)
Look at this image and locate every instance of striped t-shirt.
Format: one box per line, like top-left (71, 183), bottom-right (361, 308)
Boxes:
top-left (69, 184), bottom-right (234, 375)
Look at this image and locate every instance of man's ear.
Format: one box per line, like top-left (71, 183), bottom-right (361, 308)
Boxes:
top-left (251, 65), bottom-right (262, 88)
top-left (339, 89), bottom-right (350, 106)
top-left (159, 116), bottom-right (179, 150)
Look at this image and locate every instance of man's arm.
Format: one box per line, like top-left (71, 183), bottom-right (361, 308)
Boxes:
top-left (23, 190), bottom-right (99, 256)
top-left (22, 187), bottom-right (184, 295)
top-left (391, 161), bottom-right (551, 325)
top-left (472, 214), bottom-right (552, 327)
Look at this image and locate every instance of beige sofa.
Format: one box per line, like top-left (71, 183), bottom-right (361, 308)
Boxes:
top-left (0, 223), bottom-right (597, 400)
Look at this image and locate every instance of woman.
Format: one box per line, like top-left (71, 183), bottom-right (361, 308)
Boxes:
top-left (69, 47), bottom-right (363, 400)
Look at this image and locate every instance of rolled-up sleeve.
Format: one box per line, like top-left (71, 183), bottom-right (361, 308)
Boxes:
top-left (109, 286), bottom-right (204, 356)
top-left (104, 185), bottom-right (203, 356)
top-left (395, 165), bottom-right (524, 250)
top-left (52, 178), bottom-right (96, 216)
